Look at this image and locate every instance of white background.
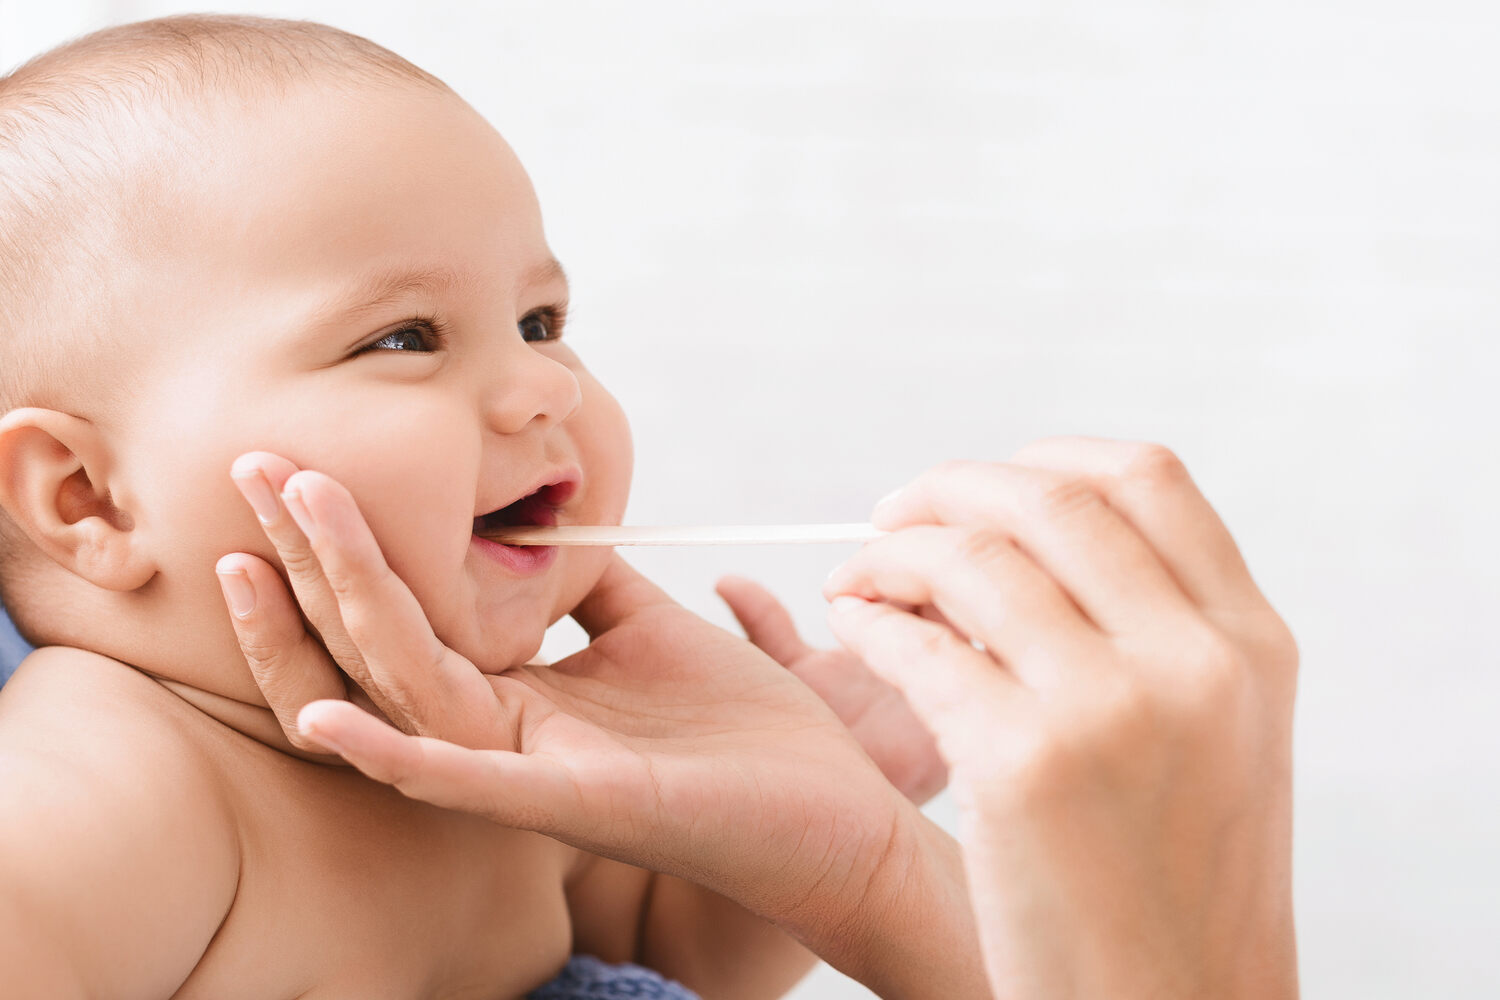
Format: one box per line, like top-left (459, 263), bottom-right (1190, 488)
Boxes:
top-left (4, 2), bottom-right (1497, 996)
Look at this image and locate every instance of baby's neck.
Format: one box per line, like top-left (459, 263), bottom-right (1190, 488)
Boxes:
top-left (33, 574), bottom-right (331, 760)
top-left (153, 673), bottom-right (342, 764)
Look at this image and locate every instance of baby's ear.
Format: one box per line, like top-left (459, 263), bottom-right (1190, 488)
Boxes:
top-left (0, 408), bottom-right (155, 591)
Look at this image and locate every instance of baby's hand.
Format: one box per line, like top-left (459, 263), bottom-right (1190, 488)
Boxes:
top-left (716, 576), bottom-right (947, 804)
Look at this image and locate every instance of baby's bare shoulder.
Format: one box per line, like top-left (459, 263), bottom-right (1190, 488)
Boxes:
top-left (0, 646), bottom-right (241, 998)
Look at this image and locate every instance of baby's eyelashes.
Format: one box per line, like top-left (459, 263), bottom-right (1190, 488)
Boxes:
top-left (357, 307), bottom-right (565, 356)
top-left (362, 317), bottom-right (446, 354)
top-left (519, 305), bottom-right (567, 343)
top-left (372, 328), bottom-right (434, 352)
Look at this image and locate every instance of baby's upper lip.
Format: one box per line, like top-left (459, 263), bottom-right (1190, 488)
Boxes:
top-left (474, 466), bottom-right (582, 523)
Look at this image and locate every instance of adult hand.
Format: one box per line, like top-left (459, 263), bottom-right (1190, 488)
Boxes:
top-left (217, 453), bottom-right (991, 999)
top-left (716, 576), bottom-right (946, 804)
top-left (822, 438), bottom-right (1300, 1000)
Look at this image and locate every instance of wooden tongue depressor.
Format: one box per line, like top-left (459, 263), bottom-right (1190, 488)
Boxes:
top-left (483, 523), bottom-right (885, 547)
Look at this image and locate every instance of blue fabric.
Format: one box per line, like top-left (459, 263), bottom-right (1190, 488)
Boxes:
top-left (0, 600), bottom-right (31, 687)
top-left (528, 956), bottom-right (699, 1000)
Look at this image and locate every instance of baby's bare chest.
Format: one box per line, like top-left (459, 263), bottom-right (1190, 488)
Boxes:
top-left (172, 756), bottom-right (575, 1000)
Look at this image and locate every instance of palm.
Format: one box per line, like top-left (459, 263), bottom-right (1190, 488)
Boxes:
top-left (228, 460), bottom-right (923, 926)
top-left (452, 598), bottom-right (906, 907)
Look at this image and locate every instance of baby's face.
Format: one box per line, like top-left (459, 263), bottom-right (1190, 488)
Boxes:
top-left (102, 82), bottom-right (631, 693)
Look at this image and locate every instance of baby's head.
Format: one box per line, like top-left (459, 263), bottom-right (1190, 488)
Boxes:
top-left (0, 15), bottom-right (632, 700)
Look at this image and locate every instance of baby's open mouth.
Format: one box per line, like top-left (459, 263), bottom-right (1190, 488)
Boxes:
top-left (473, 477), bottom-right (578, 541)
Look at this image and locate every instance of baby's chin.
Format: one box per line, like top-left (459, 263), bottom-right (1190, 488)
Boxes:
top-left (455, 550), bottom-right (611, 672)
top-left (470, 635), bottom-right (547, 674)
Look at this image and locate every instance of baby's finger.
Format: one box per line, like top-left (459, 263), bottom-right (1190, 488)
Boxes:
top-left (298, 701), bottom-right (582, 834)
top-left (230, 453), bottom-right (372, 689)
top-left (1007, 437), bottom-right (1263, 615)
top-left (215, 551), bottom-right (347, 755)
top-left (279, 471), bottom-right (508, 747)
top-left (824, 525), bottom-right (1106, 692)
top-left (715, 576), bottom-right (812, 666)
top-left (570, 555), bottom-right (679, 639)
top-left (826, 596), bottom-right (1025, 763)
top-left (869, 461), bottom-right (1198, 636)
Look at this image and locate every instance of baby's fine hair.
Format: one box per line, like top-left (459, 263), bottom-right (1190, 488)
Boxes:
top-left (0, 13), bottom-right (448, 413)
top-left (0, 14), bottom-right (449, 604)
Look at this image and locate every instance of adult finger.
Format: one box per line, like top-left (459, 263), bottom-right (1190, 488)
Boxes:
top-left (230, 453), bottom-right (375, 694)
top-left (569, 555), bottom-right (679, 639)
top-left (297, 701), bottom-right (583, 834)
top-left (715, 576), bottom-right (812, 665)
top-left (869, 460), bottom-right (1198, 636)
top-left (1009, 437), bottom-right (1263, 614)
top-left (215, 550), bottom-right (347, 754)
top-left (825, 596), bottom-right (1026, 763)
top-left (823, 525), bottom-right (1106, 691)
top-left (278, 469), bottom-right (510, 748)
top-left (880, 441), bottom-right (1258, 615)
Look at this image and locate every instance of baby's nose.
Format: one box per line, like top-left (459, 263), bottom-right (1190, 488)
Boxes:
top-left (482, 346), bottom-right (582, 434)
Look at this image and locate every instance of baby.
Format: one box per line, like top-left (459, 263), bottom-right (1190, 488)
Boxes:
top-left (0, 15), bottom-right (836, 998)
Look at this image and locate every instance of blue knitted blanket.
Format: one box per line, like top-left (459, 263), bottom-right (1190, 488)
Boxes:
top-left (529, 956), bottom-right (699, 999)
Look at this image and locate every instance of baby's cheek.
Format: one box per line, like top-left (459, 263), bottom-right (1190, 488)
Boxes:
top-left (576, 375), bottom-right (633, 502)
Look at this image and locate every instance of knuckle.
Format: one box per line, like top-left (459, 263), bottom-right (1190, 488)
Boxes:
top-left (873, 608), bottom-right (949, 664)
top-left (1167, 627), bottom-right (1251, 714)
top-left (323, 563), bottom-right (361, 602)
top-left (235, 630), bottom-right (287, 673)
top-left (954, 527), bottom-right (1016, 573)
top-left (375, 682), bottom-right (428, 736)
top-left (1024, 473), bottom-right (1103, 522)
top-left (1123, 442), bottom-right (1190, 489)
top-left (1267, 620), bottom-right (1300, 676)
top-left (322, 634), bottom-right (370, 676)
top-left (278, 543), bottom-right (324, 582)
top-left (911, 621), bottom-right (958, 663)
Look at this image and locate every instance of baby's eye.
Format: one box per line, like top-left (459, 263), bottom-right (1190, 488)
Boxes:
top-left (365, 320), bottom-right (442, 354)
top-left (519, 307), bottom-right (565, 343)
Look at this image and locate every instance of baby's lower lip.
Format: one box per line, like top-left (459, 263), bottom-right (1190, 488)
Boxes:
top-left (470, 534), bottom-right (558, 576)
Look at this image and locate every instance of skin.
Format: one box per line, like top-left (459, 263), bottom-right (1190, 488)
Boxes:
top-left (0, 78), bottom-right (877, 998)
top-left (823, 441), bottom-right (1300, 999)
top-left (235, 439), bottom-right (1299, 1000)
top-left (214, 476), bottom-right (990, 999)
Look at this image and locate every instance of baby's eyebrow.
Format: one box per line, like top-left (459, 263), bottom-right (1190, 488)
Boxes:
top-left (306, 265), bottom-right (470, 332)
top-left (306, 257), bottom-right (570, 332)
top-left (522, 257), bottom-right (569, 295)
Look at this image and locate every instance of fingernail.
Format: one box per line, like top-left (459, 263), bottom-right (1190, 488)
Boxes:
top-left (281, 488), bottom-right (317, 542)
top-left (829, 595), bottom-right (868, 615)
top-left (298, 705), bottom-right (346, 754)
top-left (232, 470), bottom-right (280, 525)
top-left (822, 564), bottom-right (849, 599)
top-left (217, 569), bottom-right (256, 618)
